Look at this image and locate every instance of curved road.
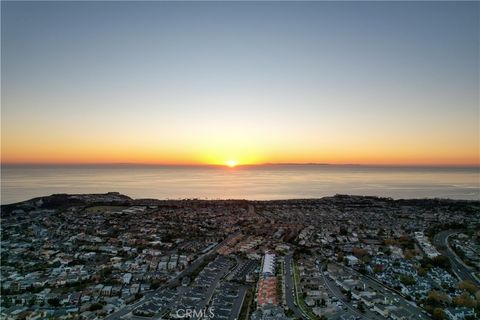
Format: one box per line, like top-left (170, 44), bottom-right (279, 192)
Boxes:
top-left (433, 230), bottom-right (479, 286)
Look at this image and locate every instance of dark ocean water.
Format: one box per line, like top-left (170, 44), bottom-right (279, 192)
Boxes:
top-left (1, 165), bottom-right (479, 204)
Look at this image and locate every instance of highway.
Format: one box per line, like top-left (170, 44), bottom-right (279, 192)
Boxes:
top-left (433, 230), bottom-right (479, 286)
top-left (284, 254), bottom-right (309, 320)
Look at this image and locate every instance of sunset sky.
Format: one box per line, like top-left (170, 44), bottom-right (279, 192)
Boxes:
top-left (1, 1), bottom-right (479, 166)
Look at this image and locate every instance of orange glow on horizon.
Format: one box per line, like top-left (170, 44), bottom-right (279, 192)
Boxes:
top-left (226, 160), bottom-right (237, 167)
top-left (2, 129), bottom-right (479, 167)
top-left (1, 2), bottom-right (479, 170)
top-left (1, 148), bottom-right (479, 167)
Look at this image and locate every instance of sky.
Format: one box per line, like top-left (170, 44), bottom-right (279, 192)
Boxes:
top-left (1, 1), bottom-right (479, 166)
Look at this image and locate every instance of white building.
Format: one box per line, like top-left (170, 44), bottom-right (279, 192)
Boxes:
top-left (122, 273), bottom-right (132, 284)
top-left (262, 253), bottom-right (275, 277)
top-left (414, 232), bottom-right (440, 259)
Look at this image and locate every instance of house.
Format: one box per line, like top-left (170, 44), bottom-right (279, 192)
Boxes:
top-left (122, 273), bottom-right (132, 284)
top-left (101, 286), bottom-right (112, 296)
top-left (444, 307), bottom-right (476, 320)
top-left (373, 304), bottom-right (390, 317)
top-left (345, 255), bottom-right (360, 266)
top-left (130, 283), bottom-right (140, 295)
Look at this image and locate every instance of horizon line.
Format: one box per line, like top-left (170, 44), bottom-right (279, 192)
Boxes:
top-left (1, 162), bottom-right (479, 168)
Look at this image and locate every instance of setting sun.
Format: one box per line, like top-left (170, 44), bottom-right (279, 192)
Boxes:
top-left (226, 160), bottom-right (237, 168)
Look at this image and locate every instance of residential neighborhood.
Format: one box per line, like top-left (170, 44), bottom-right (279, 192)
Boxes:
top-left (1, 193), bottom-right (479, 320)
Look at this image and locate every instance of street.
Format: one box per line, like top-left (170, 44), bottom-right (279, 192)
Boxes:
top-left (433, 230), bottom-right (480, 286)
top-left (105, 234), bottom-right (240, 319)
top-left (284, 254), bottom-right (309, 320)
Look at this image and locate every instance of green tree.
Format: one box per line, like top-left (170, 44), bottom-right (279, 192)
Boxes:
top-left (150, 279), bottom-right (161, 290)
top-left (453, 292), bottom-right (476, 308)
top-left (336, 252), bottom-right (344, 263)
top-left (3, 297), bottom-right (12, 308)
top-left (399, 274), bottom-right (416, 286)
top-left (426, 290), bottom-right (450, 307)
top-left (431, 256), bottom-right (450, 270)
top-left (345, 290), bottom-right (352, 301)
top-left (432, 308), bottom-right (446, 320)
top-left (417, 267), bottom-right (427, 277)
top-left (89, 303), bottom-right (103, 311)
top-left (459, 280), bottom-right (478, 294)
top-left (47, 297), bottom-right (60, 307)
top-left (357, 302), bottom-right (366, 313)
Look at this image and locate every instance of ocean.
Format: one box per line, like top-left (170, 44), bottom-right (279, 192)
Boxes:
top-left (1, 165), bottom-right (479, 204)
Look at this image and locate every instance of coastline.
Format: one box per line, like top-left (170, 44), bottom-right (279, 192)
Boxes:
top-left (2, 192), bottom-right (479, 211)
